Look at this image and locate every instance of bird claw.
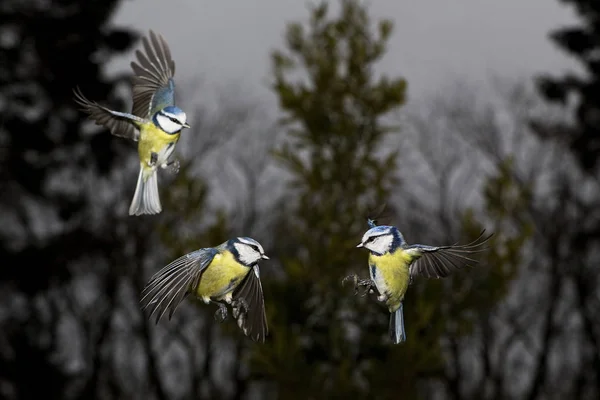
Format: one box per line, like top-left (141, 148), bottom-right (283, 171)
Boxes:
top-left (231, 298), bottom-right (249, 319)
top-left (162, 159), bottom-right (180, 175)
top-left (357, 279), bottom-right (376, 297)
top-left (342, 274), bottom-right (376, 297)
top-left (214, 303), bottom-right (228, 322)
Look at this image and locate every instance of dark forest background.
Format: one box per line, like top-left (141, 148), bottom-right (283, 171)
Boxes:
top-left (1, 0), bottom-right (599, 399)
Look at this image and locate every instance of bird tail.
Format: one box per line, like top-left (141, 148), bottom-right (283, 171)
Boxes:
top-left (389, 303), bottom-right (407, 344)
top-left (129, 164), bottom-right (162, 216)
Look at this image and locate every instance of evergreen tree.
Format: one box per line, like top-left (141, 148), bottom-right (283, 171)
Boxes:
top-left (251, 1), bottom-right (408, 397)
top-left (0, 0), bottom-right (136, 291)
top-left (0, 1), bottom-right (137, 398)
top-left (534, 0), bottom-right (600, 173)
top-left (531, 0), bottom-right (600, 395)
top-left (245, 2), bottom-right (522, 398)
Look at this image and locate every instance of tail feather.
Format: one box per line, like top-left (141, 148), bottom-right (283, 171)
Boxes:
top-left (129, 165), bottom-right (162, 216)
top-left (389, 303), bottom-right (406, 344)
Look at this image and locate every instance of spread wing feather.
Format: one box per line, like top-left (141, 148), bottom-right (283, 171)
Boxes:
top-left (140, 248), bottom-right (218, 324)
top-left (231, 265), bottom-right (268, 343)
top-left (73, 87), bottom-right (141, 141)
top-left (130, 30), bottom-right (176, 118)
top-left (408, 230), bottom-right (493, 280)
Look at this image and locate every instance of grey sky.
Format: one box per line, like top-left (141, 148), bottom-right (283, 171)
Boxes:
top-left (109, 0), bottom-right (579, 104)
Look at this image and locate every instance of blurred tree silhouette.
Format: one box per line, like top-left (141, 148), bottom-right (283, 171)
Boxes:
top-left (0, 0), bottom-right (136, 288)
top-left (406, 76), bottom-right (600, 399)
top-left (5, 0), bottom-right (594, 399)
top-left (530, 0), bottom-right (600, 396)
top-left (0, 1), bottom-right (139, 398)
top-left (384, 82), bottom-right (534, 399)
top-left (255, 1), bottom-right (407, 396)
top-left (534, 0), bottom-right (600, 173)
top-left (241, 1), bottom-right (516, 398)
top-left (144, 88), bottom-right (278, 400)
top-left (0, 1), bottom-right (272, 393)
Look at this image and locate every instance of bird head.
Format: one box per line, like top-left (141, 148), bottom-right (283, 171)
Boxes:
top-left (154, 106), bottom-right (190, 134)
top-left (231, 237), bottom-right (269, 267)
top-left (357, 225), bottom-right (403, 255)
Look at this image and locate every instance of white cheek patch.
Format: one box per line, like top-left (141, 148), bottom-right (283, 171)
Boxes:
top-left (156, 114), bottom-right (182, 134)
top-left (368, 235), bottom-right (393, 254)
top-left (237, 237), bottom-right (266, 258)
top-left (234, 243), bottom-right (260, 266)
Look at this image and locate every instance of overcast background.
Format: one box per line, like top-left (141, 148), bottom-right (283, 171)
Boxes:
top-left (4, 1), bottom-right (599, 399)
top-left (109, 0), bottom-right (579, 104)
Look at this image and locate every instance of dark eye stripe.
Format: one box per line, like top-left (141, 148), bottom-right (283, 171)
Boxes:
top-left (366, 235), bottom-right (382, 243)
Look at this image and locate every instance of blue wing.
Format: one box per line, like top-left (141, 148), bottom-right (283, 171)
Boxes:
top-left (140, 247), bottom-right (219, 324)
top-left (407, 230), bottom-right (492, 280)
top-left (130, 30), bottom-right (176, 119)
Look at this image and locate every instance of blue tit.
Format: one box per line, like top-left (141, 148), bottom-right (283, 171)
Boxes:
top-left (73, 30), bottom-right (190, 216)
top-left (140, 237), bottom-right (270, 342)
top-left (344, 226), bottom-right (492, 344)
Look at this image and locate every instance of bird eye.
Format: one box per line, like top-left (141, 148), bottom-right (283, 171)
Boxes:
top-left (168, 117), bottom-right (179, 124)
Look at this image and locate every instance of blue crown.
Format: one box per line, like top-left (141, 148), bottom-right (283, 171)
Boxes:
top-left (161, 105), bottom-right (185, 117)
top-left (365, 225), bottom-right (396, 236)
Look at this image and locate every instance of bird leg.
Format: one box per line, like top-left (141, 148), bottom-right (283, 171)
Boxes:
top-left (231, 298), bottom-right (249, 319)
top-left (358, 278), bottom-right (377, 297)
top-left (213, 302), bottom-right (228, 322)
top-left (161, 158), bottom-right (180, 175)
top-left (149, 152), bottom-right (158, 167)
top-left (342, 274), bottom-right (377, 297)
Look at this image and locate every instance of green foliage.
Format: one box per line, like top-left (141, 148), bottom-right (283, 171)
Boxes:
top-left (246, 2), bottom-right (529, 397)
top-left (483, 157), bottom-right (533, 224)
top-left (151, 2), bottom-right (530, 398)
top-left (427, 157), bottom-right (532, 341)
top-left (458, 157), bottom-right (533, 315)
top-left (383, 157), bottom-right (532, 398)
top-left (251, 0), bottom-right (419, 397)
top-left (476, 156), bottom-right (533, 313)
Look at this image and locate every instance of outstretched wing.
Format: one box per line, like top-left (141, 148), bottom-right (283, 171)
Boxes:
top-left (130, 30), bottom-right (176, 118)
top-left (73, 87), bottom-right (141, 141)
top-left (231, 265), bottom-right (268, 342)
top-left (140, 247), bottom-right (219, 324)
top-left (407, 230), bottom-right (493, 280)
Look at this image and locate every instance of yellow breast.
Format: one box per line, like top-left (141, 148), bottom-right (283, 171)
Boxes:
top-left (369, 250), bottom-right (413, 311)
top-left (195, 251), bottom-right (250, 301)
top-left (138, 122), bottom-right (181, 165)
